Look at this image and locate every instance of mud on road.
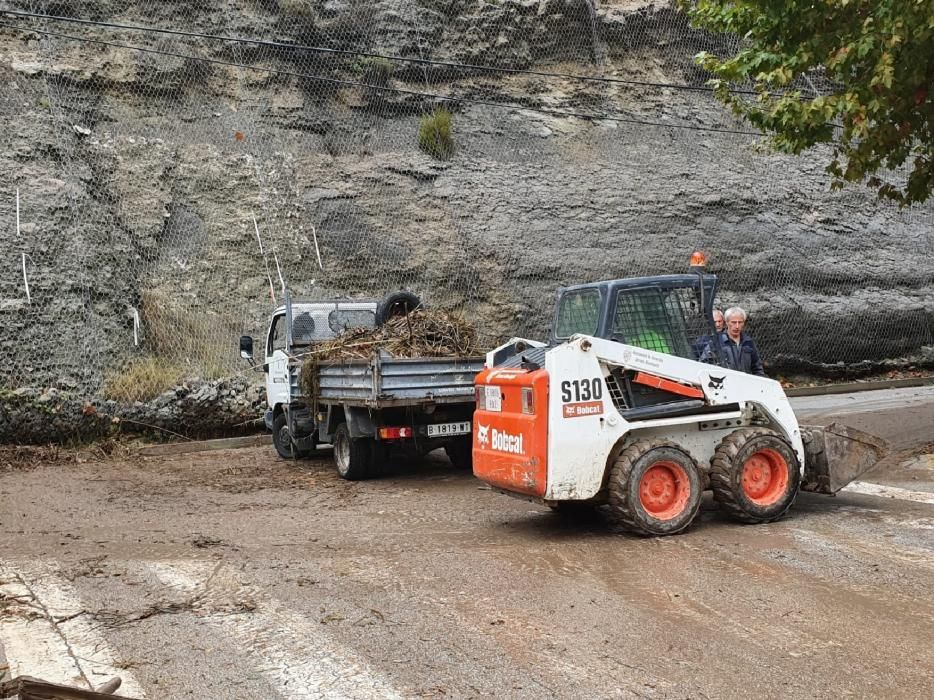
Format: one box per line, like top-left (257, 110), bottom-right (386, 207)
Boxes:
top-left (3, 386), bottom-right (934, 698)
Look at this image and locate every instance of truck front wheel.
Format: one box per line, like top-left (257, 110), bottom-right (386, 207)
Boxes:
top-left (333, 423), bottom-right (375, 480)
top-left (273, 413), bottom-right (313, 460)
top-left (273, 413), bottom-right (295, 459)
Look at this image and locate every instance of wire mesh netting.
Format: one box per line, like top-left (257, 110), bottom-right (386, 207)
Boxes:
top-left (611, 286), bottom-right (706, 359)
top-left (0, 1), bottom-right (931, 426)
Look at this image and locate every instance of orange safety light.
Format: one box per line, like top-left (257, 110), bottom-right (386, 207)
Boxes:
top-left (689, 250), bottom-right (707, 268)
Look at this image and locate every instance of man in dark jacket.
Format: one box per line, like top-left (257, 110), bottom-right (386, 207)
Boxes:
top-left (693, 308), bottom-right (724, 359)
top-left (718, 306), bottom-right (766, 376)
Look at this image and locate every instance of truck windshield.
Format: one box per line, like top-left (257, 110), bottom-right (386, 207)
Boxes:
top-left (555, 289), bottom-right (601, 339)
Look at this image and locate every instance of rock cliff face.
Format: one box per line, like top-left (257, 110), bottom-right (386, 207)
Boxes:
top-left (0, 1), bottom-right (931, 441)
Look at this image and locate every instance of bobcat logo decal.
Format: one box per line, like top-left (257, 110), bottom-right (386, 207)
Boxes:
top-left (708, 375), bottom-right (725, 390)
top-left (476, 423), bottom-right (490, 447)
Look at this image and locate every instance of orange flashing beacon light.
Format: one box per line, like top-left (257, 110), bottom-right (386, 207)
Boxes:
top-left (689, 250), bottom-right (707, 268)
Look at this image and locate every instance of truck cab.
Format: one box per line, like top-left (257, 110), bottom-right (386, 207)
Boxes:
top-left (262, 299), bottom-right (379, 428)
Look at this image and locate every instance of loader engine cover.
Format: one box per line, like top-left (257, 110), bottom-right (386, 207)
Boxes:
top-left (473, 367), bottom-right (549, 497)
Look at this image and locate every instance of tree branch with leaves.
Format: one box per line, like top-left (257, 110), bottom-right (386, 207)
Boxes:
top-left (686, 0), bottom-right (933, 204)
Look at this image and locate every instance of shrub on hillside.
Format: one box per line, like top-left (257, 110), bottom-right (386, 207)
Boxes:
top-left (101, 357), bottom-right (187, 403)
top-left (360, 57), bottom-right (393, 86)
top-left (418, 107), bottom-right (455, 160)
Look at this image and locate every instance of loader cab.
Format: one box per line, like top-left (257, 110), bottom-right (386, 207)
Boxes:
top-left (551, 274), bottom-right (720, 362)
top-left (550, 273), bottom-right (726, 415)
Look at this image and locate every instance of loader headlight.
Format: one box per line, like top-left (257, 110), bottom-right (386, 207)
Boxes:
top-left (521, 387), bottom-right (534, 414)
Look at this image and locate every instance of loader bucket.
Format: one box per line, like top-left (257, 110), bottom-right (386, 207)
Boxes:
top-left (800, 422), bottom-right (888, 494)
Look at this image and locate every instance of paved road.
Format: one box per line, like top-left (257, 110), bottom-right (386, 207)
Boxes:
top-left (1, 386), bottom-right (933, 699)
top-left (792, 384), bottom-right (934, 497)
top-left (793, 384), bottom-right (934, 451)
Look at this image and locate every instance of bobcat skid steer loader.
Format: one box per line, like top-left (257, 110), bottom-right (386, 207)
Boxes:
top-left (472, 269), bottom-right (886, 536)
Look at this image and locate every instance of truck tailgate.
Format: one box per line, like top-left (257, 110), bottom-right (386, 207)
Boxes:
top-left (314, 356), bottom-right (485, 407)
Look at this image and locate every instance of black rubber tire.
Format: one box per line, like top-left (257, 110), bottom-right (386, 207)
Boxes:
top-left (272, 413), bottom-right (294, 459)
top-left (607, 439), bottom-right (702, 537)
top-left (333, 422), bottom-right (374, 480)
top-left (710, 428), bottom-right (800, 524)
top-left (272, 412), bottom-right (314, 460)
top-left (445, 437), bottom-right (473, 470)
top-left (375, 291), bottom-right (422, 326)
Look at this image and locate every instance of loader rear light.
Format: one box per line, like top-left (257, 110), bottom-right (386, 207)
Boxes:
top-left (378, 427), bottom-right (413, 440)
top-left (521, 387), bottom-right (534, 414)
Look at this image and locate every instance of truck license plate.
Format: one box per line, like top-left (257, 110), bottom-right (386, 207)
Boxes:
top-left (427, 421), bottom-right (472, 437)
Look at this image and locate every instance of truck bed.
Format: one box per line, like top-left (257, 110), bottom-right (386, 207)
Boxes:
top-left (291, 354), bottom-right (485, 408)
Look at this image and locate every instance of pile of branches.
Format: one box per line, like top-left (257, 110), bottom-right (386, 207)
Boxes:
top-left (300, 310), bottom-right (480, 396)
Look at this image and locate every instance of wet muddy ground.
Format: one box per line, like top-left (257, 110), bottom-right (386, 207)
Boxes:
top-left (1, 387), bottom-right (933, 699)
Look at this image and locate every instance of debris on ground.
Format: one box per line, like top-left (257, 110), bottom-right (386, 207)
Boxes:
top-left (778, 367), bottom-right (933, 389)
top-left (1, 675), bottom-right (135, 699)
top-left (300, 309), bottom-right (481, 396)
top-left (94, 599), bottom-right (203, 628)
top-left (0, 440), bottom-right (137, 473)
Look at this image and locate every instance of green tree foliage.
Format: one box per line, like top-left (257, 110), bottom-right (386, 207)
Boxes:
top-left (418, 107), bottom-right (455, 160)
top-left (687, 0), bottom-right (933, 204)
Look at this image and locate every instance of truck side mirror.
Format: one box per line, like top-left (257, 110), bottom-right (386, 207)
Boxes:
top-left (239, 335), bottom-right (254, 360)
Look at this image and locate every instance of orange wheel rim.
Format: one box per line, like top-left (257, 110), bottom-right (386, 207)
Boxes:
top-left (741, 448), bottom-right (789, 506)
top-left (639, 461), bottom-right (691, 520)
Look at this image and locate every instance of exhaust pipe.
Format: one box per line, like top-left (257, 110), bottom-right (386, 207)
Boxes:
top-left (800, 422), bottom-right (888, 494)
